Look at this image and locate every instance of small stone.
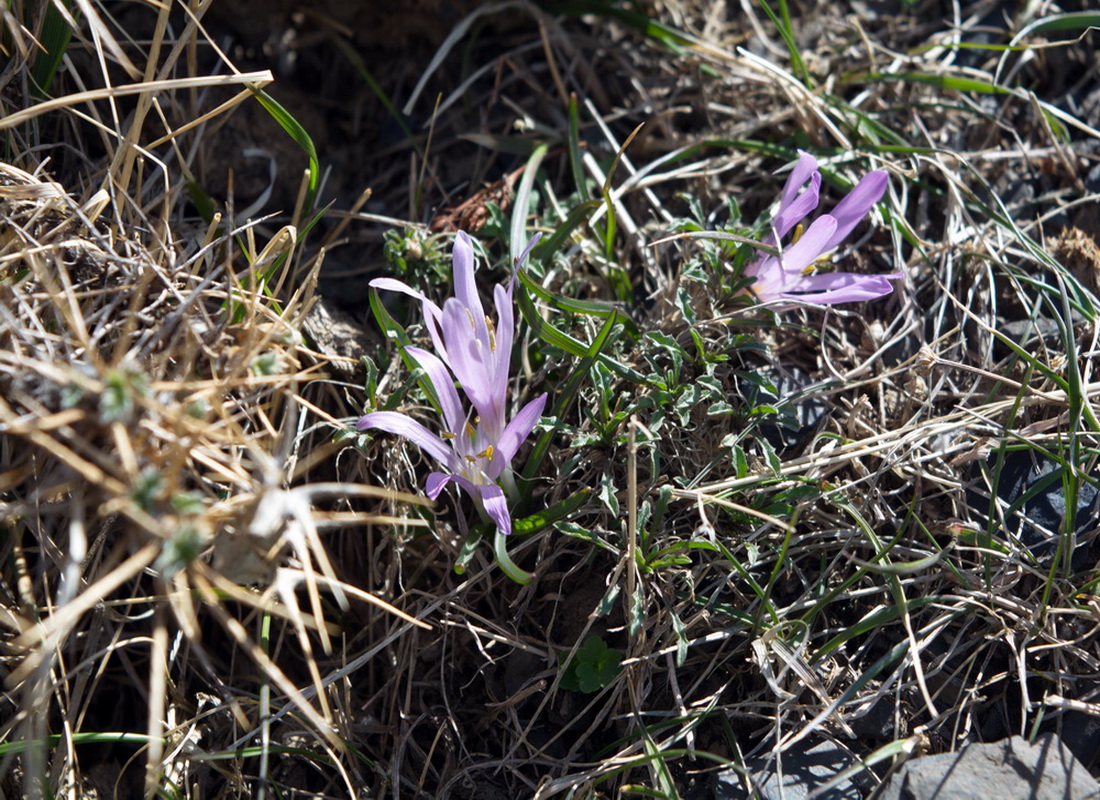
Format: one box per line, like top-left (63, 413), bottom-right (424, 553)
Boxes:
top-left (712, 739), bottom-right (869, 800)
top-left (968, 449), bottom-right (1098, 571)
top-left (876, 734), bottom-right (1100, 800)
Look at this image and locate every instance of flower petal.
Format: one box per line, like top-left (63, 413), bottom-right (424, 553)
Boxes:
top-left (404, 346), bottom-right (465, 439)
top-left (822, 170), bottom-right (888, 253)
top-left (370, 278), bottom-right (447, 359)
top-left (451, 231), bottom-right (486, 325)
top-left (442, 297), bottom-right (497, 423)
top-left (772, 171), bottom-right (821, 243)
top-left (369, 277), bottom-right (423, 297)
top-left (779, 151), bottom-right (819, 211)
top-left (515, 232), bottom-right (542, 269)
top-left (425, 471), bottom-right (455, 500)
top-left (777, 215), bottom-right (838, 275)
top-left (431, 474), bottom-right (520, 542)
top-left (744, 255), bottom-right (784, 299)
top-left (493, 393), bottom-right (548, 469)
top-left (357, 411), bottom-right (457, 470)
top-left (478, 482), bottom-right (512, 536)
top-left (784, 270), bottom-right (903, 304)
top-left (488, 282), bottom-right (515, 430)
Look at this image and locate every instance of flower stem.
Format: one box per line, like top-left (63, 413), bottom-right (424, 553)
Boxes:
top-left (494, 527), bottom-right (532, 584)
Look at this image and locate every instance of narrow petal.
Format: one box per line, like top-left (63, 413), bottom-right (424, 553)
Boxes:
top-left (772, 171), bottom-right (821, 242)
top-left (357, 411), bottom-right (457, 470)
top-left (451, 231), bottom-right (485, 321)
top-left (442, 298), bottom-right (497, 423)
top-left (493, 393), bottom-right (548, 470)
top-left (448, 473), bottom-right (486, 499)
top-left (494, 283), bottom-right (514, 361)
top-left (784, 271), bottom-right (902, 304)
top-left (478, 482), bottom-right (512, 536)
top-left (369, 277), bottom-right (422, 297)
top-left (515, 231), bottom-right (543, 269)
top-left (744, 255), bottom-right (784, 300)
top-left (430, 474), bottom-right (513, 535)
top-left (779, 151), bottom-right (819, 211)
top-left (777, 215), bottom-right (838, 275)
top-left (821, 170), bottom-right (888, 253)
top-left (429, 472), bottom-right (497, 525)
top-left (370, 278), bottom-right (447, 359)
top-left (452, 231), bottom-right (492, 355)
top-left (425, 471), bottom-right (456, 500)
top-left (404, 346), bottom-right (465, 437)
top-left (488, 283), bottom-right (515, 428)
top-left (742, 252), bottom-right (772, 280)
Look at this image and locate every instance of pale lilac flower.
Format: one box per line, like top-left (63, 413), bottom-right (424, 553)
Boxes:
top-left (745, 151), bottom-right (902, 305)
top-left (359, 232), bottom-right (547, 535)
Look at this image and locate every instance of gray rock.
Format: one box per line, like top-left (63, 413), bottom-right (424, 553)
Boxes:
top-left (712, 739), bottom-right (870, 799)
top-left (874, 734), bottom-right (1100, 800)
top-left (741, 365), bottom-right (827, 451)
top-left (967, 450), bottom-right (1098, 572)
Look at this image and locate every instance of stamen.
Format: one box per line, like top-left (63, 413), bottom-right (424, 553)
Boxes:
top-left (477, 445), bottom-right (494, 460)
top-left (485, 315), bottom-right (497, 352)
top-left (442, 431), bottom-right (456, 440)
top-left (464, 421), bottom-right (476, 438)
top-left (803, 255), bottom-right (831, 276)
top-left (791, 223), bottom-right (805, 244)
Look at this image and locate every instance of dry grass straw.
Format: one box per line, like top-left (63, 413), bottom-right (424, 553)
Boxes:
top-left (0, 3), bottom-right (429, 798)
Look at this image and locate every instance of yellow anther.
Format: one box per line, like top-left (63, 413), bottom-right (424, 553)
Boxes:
top-left (442, 431), bottom-right (456, 440)
top-left (477, 445), bottom-right (494, 460)
top-left (791, 223), bottom-right (805, 244)
top-left (803, 255), bottom-right (832, 276)
top-left (486, 315), bottom-right (497, 352)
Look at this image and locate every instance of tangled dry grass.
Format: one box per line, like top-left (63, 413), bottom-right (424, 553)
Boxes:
top-left (2, 0), bottom-right (1100, 798)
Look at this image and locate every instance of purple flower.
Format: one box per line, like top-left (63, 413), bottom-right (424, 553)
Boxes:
top-left (359, 232), bottom-right (547, 535)
top-left (745, 151), bottom-right (902, 305)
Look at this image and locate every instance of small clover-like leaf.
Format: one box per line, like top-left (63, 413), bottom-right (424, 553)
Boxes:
top-left (559, 636), bottom-right (623, 694)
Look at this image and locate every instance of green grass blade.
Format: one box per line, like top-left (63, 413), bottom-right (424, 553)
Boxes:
top-left (331, 35), bottom-right (417, 148)
top-left (516, 268), bottom-right (637, 333)
top-left (514, 278), bottom-right (645, 384)
top-left (510, 144), bottom-right (548, 266)
top-left (248, 86), bottom-right (319, 214)
top-left (756, 0), bottom-right (811, 87)
top-left (31, 0), bottom-right (76, 98)
top-left (567, 94), bottom-right (589, 200)
top-left (522, 309), bottom-right (622, 482)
